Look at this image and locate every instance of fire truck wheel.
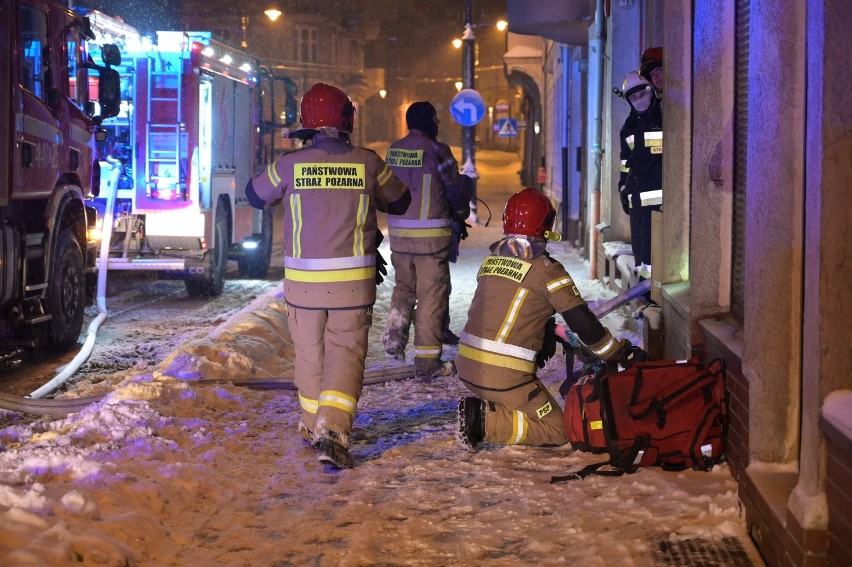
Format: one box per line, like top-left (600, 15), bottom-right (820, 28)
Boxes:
top-left (47, 229), bottom-right (86, 350)
top-left (238, 208), bottom-right (273, 278)
top-left (186, 204), bottom-right (230, 297)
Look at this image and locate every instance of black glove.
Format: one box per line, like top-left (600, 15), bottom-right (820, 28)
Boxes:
top-left (376, 250), bottom-right (388, 285)
top-left (536, 317), bottom-right (558, 369)
top-left (619, 185), bottom-right (630, 215)
top-left (458, 221), bottom-right (470, 240)
top-left (375, 229), bottom-right (387, 285)
top-left (610, 339), bottom-right (649, 368)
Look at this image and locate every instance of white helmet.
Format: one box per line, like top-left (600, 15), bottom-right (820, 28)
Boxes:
top-left (622, 71), bottom-right (653, 113)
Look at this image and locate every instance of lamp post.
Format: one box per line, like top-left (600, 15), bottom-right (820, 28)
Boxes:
top-left (461, 0), bottom-right (477, 215)
top-left (457, 2), bottom-right (508, 221)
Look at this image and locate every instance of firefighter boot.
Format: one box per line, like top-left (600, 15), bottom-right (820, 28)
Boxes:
top-left (414, 359), bottom-right (456, 381)
top-left (457, 397), bottom-right (486, 452)
top-left (298, 419), bottom-right (314, 447)
top-left (382, 306), bottom-right (412, 362)
top-left (314, 431), bottom-right (354, 469)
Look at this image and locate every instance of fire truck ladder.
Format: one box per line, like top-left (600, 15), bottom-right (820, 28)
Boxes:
top-left (145, 55), bottom-right (183, 200)
top-left (105, 54), bottom-right (188, 273)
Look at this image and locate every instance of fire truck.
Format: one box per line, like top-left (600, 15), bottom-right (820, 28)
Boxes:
top-left (0, 1), bottom-right (120, 348)
top-left (86, 12), bottom-right (273, 296)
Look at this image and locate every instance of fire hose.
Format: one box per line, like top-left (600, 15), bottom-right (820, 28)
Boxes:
top-left (27, 162), bottom-right (121, 399)
top-left (2, 281), bottom-right (652, 415)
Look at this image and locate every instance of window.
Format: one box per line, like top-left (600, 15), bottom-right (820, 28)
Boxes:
top-left (66, 31), bottom-right (88, 110)
top-left (297, 26), bottom-right (318, 64)
top-left (20, 5), bottom-right (49, 100)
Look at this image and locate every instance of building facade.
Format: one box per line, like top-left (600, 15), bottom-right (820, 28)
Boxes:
top-left (506, 0), bottom-right (852, 565)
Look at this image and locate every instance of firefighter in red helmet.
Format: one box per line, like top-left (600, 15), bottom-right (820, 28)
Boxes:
top-left (246, 83), bottom-right (411, 469)
top-left (455, 188), bottom-right (637, 450)
top-left (640, 47), bottom-right (663, 95)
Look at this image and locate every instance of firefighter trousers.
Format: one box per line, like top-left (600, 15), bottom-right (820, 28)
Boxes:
top-left (457, 358), bottom-right (566, 447)
top-left (382, 252), bottom-right (449, 369)
top-left (629, 205), bottom-right (658, 266)
top-left (288, 305), bottom-right (372, 446)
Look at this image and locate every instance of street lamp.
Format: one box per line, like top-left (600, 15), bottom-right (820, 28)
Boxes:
top-left (241, 4), bottom-right (285, 49)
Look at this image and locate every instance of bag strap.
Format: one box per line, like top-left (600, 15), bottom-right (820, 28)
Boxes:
top-left (550, 461), bottom-right (632, 483)
top-left (628, 361), bottom-right (724, 420)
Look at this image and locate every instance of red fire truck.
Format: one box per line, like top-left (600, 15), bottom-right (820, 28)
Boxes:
top-left (0, 1), bottom-right (120, 348)
top-left (86, 12), bottom-right (273, 296)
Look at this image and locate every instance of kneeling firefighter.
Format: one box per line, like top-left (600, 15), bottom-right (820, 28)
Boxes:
top-left (455, 188), bottom-right (636, 450)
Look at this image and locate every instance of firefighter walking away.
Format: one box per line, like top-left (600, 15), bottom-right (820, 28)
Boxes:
top-left (246, 83), bottom-right (410, 469)
top-left (381, 101), bottom-right (470, 380)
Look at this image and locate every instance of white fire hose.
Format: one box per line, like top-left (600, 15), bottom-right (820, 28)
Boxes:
top-left (28, 163), bottom-right (119, 399)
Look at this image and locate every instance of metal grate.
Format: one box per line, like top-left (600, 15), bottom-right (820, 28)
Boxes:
top-left (653, 536), bottom-right (757, 567)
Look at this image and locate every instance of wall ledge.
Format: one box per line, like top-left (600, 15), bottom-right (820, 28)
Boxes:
top-left (821, 389), bottom-right (852, 454)
top-left (698, 315), bottom-right (743, 361)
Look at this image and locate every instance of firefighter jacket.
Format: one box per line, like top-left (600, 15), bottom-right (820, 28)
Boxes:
top-left (247, 135), bottom-right (409, 309)
top-left (619, 96), bottom-right (663, 209)
top-left (385, 130), bottom-right (469, 255)
top-left (458, 244), bottom-right (593, 392)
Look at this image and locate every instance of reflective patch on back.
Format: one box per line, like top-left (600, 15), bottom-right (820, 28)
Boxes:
top-left (477, 256), bottom-right (532, 283)
top-left (386, 148), bottom-right (424, 168)
top-left (294, 163), bottom-right (366, 189)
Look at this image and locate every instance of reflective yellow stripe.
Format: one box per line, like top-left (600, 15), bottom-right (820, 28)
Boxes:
top-left (508, 410), bottom-right (527, 445)
top-left (626, 134), bottom-right (635, 150)
top-left (591, 335), bottom-right (618, 358)
top-left (639, 190), bottom-right (662, 206)
top-left (459, 331), bottom-right (537, 361)
top-left (319, 390), bottom-right (357, 415)
top-left (436, 157), bottom-right (455, 171)
top-left (420, 173), bottom-right (432, 218)
top-left (620, 160), bottom-right (629, 173)
top-left (377, 165), bottom-right (392, 185)
top-left (299, 393), bottom-right (318, 414)
top-left (290, 194), bottom-right (302, 257)
top-left (458, 343), bottom-right (536, 373)
top-left (546, 276), bottom-right (575, 293)
top-left (414, 346), bottom-right (441, 358)
top-left (353, 194), bottom-right (368, 256)
top-left (496, 288), bottom-right (527, 343)
top-left (388, 227), bottom-right (452, 238)
top-left (285, 266), bottom-right (375, 283)
top-left (266, 163), bottom-right (281, 186)
top-left (644, 131), bottom-right (663, 145)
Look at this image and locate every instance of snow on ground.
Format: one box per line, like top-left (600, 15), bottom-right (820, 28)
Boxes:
top-left (0, 148), bottom-right (761, 565)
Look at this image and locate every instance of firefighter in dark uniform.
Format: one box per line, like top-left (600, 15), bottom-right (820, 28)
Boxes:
top-left (619, 71), bottom-right (663, 279)
top-left (640, 47), bottom-right (664, 97)
top-left (455, 188), bottom-right (635, 450)
top-left (246, 83), bottom-right (410, 469)
top-left (381, 102), bottom-right (470, 380)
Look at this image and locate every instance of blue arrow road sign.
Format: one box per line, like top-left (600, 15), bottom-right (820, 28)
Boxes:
top-left (450, 89), bottom-right (486, 126)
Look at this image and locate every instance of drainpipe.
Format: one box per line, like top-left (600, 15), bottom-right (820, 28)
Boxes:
top-left (587, 0), bottom-right (605, 279)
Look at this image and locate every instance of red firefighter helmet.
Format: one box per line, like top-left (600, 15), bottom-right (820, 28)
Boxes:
top-left (300, 83), bottom-right (355, 132)
top-left (640, 47), bottom-right (663, 79)
top-left (502, 187), bottom-right (558, 240)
